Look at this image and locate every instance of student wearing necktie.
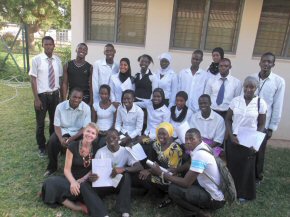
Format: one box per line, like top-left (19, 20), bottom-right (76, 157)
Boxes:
top-left (29, 36), bottom-right (63, 157)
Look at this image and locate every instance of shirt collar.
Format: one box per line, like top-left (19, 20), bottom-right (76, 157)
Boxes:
top-left (155, 104), bottom-right (168, 112)
top-left (122, 103), bottom-right (137, 113)
top-left (197, 109), bottom-right (214, 120)
top-left (258, 71), bottom-right (274, 81)
top-left (101, 58), bottom-right (116, 67)
top-left (185, 67), bottom-right (203, 75)
top-left (64, 100), bottom-right (83, 111)
top-left (40, 53), bottom-right (55, 60)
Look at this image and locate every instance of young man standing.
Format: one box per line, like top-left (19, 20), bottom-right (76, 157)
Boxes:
top-left (178, 50), bottom-right (209, 113)
top-left (252, 52), bottom-right (285, 183)
top-left (204, 58), bottom-right (242, 119)
top-left (29, 36), bottom-right (63, 157)
top-left (92, 44), bottom-right (119, 103)
top-left (150, 128), bottom-right (225, 217)
top-left (62, 43), bottom-right (93, 105)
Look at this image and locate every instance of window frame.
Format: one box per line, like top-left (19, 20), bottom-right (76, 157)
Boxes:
top-left (170, 0), bottom-right (244, 54)
top-left (84, 0), bottom-right (148, 46)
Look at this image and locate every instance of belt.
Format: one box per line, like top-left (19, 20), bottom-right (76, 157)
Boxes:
top-left (39, 90), bottom-right (59, 96)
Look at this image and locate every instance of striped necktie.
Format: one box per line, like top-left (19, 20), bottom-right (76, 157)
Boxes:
top-left (48, 58), bottom-right (55, 89)
top-left (216, 77), bottom-right (226, 105)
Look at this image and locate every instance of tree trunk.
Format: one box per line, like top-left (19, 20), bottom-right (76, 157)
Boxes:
top-left (27, 23), bottom-right (40, 50)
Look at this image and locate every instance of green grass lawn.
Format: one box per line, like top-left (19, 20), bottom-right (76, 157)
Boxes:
top-left (0, 81), bottom-right (289, 217)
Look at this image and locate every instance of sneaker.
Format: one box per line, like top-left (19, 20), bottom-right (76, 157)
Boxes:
top-left (38, 149), bottom-right (47, 158)
top-left (43, 170), bottom-right (56, 177)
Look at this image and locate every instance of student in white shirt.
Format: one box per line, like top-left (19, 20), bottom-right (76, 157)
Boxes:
top-left (207, 47), bottom-right (224, 77)
top-left (204, 58), bottom-right (242, 119)
top-left (80, 129), bottom-right (143, 217)
top-left (92, 44), bottom-right (119, 103)
top-left (152, 52), bottom-right (178, 107)
top-left (109, 58), bottom-right (134, 107)
top-left (136, 88), bottom-right (170, 140)
top-left (178, 50), bottom-right (209, 113)
top-left (115, 90), bottom-right (144, 146)
top-left (251, 52), bottom-right (285, 182)
top-left (92, 84), bottom-right (116, 148)
top-left (189, 94), bottom-right (225, 157)
top-left (170, 91), bottom-right (193, 140)
top-left (225, 76), bottom-right (267, 201)
top-left (150, 128), bottom-right (225, 217)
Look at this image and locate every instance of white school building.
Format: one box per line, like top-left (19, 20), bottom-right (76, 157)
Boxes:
top-left (71, 0), bottom-right (290, 140)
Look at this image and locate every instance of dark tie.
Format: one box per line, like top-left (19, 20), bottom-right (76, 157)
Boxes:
top-left (216, 78), bottom-right (226, 105)
top-left (48, 58), bottom-right (55, 89)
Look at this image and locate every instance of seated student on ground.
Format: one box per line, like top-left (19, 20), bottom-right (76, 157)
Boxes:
top-left (225, 76), bottom-right (266, 202)
top-left (44, 88), bottom-right (91, 177)
top-left (80, 129), bottom-right (143, 217)
top-left (41, 123), bottom-right (99, 214)
top-left (136, 88), bottom-right (170, 142)
top-left (189, 94), bottom-right (225, 157)
top-left (137, 122), bottom-right (183, 208)
top-left (109, 58), bottom-right (134, 107)
top-left (170, 91), bottom-right (193, 142)
top-left (150, 128), bottom-right (225, 217)
top-left (115, 89), bottom-right (144, 146)
top-left (92, 84), bottom-right (116, 149)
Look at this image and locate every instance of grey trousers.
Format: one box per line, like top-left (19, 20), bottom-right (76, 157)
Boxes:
top-left (168, 183), bottom-right (225, 216)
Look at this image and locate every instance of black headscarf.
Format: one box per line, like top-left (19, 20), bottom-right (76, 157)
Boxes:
top-left (208, 47), bottom-right (224, 75)
top-left (152, 88), bottom-right (165, 110)
top-left (170, 91), bottom-right (188, 122)
top-left (119, 58), bottom-right (132, 83)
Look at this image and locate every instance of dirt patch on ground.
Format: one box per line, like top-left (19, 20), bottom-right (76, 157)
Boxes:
top-left (268, 139), bottom-right (290, 149)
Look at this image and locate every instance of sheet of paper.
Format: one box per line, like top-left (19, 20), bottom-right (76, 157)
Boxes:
top-left (175, 121), bottom-right (190, 144)
top-left (237, 127), bottom-right (266, 151)
top-left (111, 174), bottom-right (123, 188)
top-left (146, 160), bottom-right (172, 175)
top-left (120, 78), bottom-right (132, 91)
top-left (125, 143), bottom-right (147, 161)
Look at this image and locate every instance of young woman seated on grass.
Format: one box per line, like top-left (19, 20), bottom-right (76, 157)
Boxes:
top-left (41, 123), bottom-right (99, 214)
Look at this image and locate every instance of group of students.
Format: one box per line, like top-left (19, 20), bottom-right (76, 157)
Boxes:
top-left (29, 36), bottom-right (285, 217)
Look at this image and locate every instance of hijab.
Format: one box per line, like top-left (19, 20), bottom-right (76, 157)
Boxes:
top-left (156, 122), bottom-right (174, 143)
top-left (208, 47), bottom-right (224, 75)
top-left (152, 88), bottom-right (166, 110)
top-left (158, 52), bottom-right (172, 76)
top-left (119, 58), bottom-right (132, 83)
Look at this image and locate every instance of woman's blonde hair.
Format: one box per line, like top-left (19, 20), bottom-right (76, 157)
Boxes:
top-left (85, 122), bottom-right (99, 135)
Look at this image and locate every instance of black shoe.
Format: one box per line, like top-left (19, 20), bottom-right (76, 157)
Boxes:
top-left (43, 170), bottom-right (56, 177)
top-left (38, 149), bottom-right (47, 158)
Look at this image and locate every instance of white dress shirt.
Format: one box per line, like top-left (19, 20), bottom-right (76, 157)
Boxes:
top-left (115, 103), bottom-right (144, 138)
top-left (229, 96), bottom-right (267, 135)
top-left (136, 101), bottom-right (171, 139)
top-left (29, 53), bottom-right (63, 94)
top-left (189, 109), bottom-right (225, 144)
top-left (109, 73), bottom-right (134, 103)
top-left (92, 58), bottom-right (119, 103)
top-left (178, 68), bottom-right (209, 112)
top-left (93, 103), bottom-right (116, 131)
top-left (152, 68), bottom-right (178, 107)
top-left (252, 72), bottom-right (285, 131)
top-left (54, 100), bottom-right (91, 136)
top-left (204, 73), bottom-right (242, 112)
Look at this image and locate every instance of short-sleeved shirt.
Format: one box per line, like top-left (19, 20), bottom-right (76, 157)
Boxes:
top-left (95, 146), bottom-right (137, 167)
top-left (190, 142), bottom-right (224, 201)
top-left (54, 100), bottom-right (91, 136)
top-left (93, 103), bottom-right (116, 131)
top-left (29, 53), bottom-right (63, 94)
top-left (230, 96), bottom-right (267, 135)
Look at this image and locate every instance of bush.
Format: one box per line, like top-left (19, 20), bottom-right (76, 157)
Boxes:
top-left (54, 46), bottom-right (71, 64)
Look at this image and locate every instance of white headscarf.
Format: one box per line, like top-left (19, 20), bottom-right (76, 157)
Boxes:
top-left (158, 52), bottom-right (172, 75)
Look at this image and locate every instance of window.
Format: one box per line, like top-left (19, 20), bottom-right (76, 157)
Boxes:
top-left (171, 0), bottom-right (243, 52)
top-left (86, 0), bottom-right (147, 45)
top-left (254, 0), bottom-right (290, 58)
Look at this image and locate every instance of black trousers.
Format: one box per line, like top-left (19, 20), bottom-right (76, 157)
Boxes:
top-left (35, 91), bottom-right (59, 150)
top-left (168, 183), bottom-right (225, 217)
top-left (255, 135), bottom-right (268, 181)
top-left (80, 173), bottom-right (132, 217)
top-left (46, 133), bottom-right (72, 171)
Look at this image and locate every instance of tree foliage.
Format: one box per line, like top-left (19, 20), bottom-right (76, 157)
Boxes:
top-left (0, 0), bottom-right (71, 48)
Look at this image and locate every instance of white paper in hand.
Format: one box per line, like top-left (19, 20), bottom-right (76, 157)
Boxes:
top-left (237, 127), bottom-right (266, 151)
top-left (125, 143), bottom-right (147, 161)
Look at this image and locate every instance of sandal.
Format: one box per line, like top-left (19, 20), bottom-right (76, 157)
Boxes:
top-left (158, 198), bottom-right (172, 208)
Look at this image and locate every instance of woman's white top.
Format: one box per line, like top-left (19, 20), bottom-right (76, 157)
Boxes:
top-left (93, 103), bottom-right (116, 131)
top-left (115, 103), bottom-right (144, 138)
top-left (230, 96), bottom-right (267, 135)
top-left (170, 107), bottom-right (193, 138)
top-left (109, 73), bottom-right (134, 103)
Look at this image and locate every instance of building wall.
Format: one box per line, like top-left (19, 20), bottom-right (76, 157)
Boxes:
top-left (71, 0), bottom-right (289, 140)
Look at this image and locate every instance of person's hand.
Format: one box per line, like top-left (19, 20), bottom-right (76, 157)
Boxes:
top-left (70, 180), bottom-right (80, 196)
top-left (34, 98), bottom-right (43, 111)
top-left (137, 135), bottom-right (150, 145)
top-left (60, 137), bottom-right (69, 148)
top-left (112, 102), bottom-right (120, 108)
top-left (88, 173), bottom-right (99, 182)
top-left (266, 129), bottom-right (273, 140)
top-left (230, 134), bottom-right (239, 145)
top-left (168, 167), bottom-right (178, 176)
top-left (120, 136), bottom-right (132, 147)
top-left (138, 169), bottom-right (151, 180)
top-left (150, 162), bottom-right (162, 176)
top-left (111, 167), bottom-right (125, 178)
top-left (64, 137), bottom-right (74, 146)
